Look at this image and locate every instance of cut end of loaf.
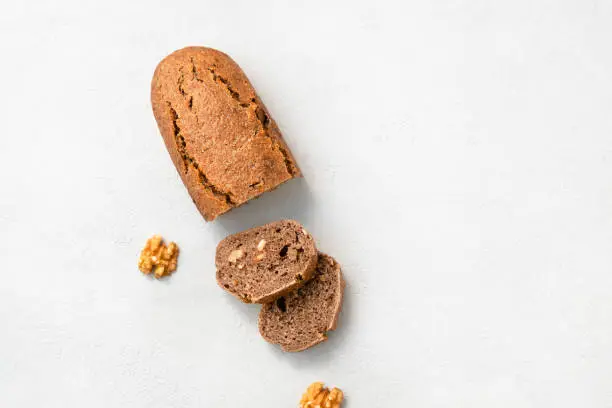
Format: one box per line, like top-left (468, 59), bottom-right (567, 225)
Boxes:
top-left (151, 46), bottom-right (302, 222)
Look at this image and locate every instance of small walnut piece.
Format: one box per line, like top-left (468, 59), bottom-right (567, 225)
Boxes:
top-left (138, 235), bottom-right (180, 279)
top-left (228, 249), bottom-right (244, 263)
top-left (300, 382), bottom-right (344, 408)
top-left (257, 239), bottom-right (266, 251)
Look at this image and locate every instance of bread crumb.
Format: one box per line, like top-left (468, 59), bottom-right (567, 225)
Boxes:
top-left (255, 253), bottom-right (265, 261)
top-left (138, 235), bottom-right (179, 279)
top-left (300, 382), bottom-right (344, 408)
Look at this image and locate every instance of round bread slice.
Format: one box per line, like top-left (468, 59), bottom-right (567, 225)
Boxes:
top-left (258, 253), bottom-right (345, 352)
top-left (216, 220), bottom-right (318, 304)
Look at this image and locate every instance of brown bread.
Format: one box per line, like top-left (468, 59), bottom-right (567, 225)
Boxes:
top-left (216, 220), bottom-right (317, 304)
top-left (151, 47), bottom-right (301, 221)
top-left (258, 253), bottom-right (345, 352)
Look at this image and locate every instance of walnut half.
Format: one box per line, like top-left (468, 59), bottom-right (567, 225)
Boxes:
top-left (300, 382), bottom-right (344, 408)
top-left (138, 235), bottom-right (179, 279)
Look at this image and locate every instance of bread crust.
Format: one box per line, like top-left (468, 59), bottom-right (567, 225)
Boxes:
top-left (151, 47), bottom-right (301, 221)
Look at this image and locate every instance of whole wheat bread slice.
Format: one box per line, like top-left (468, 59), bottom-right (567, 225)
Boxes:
top-left (216, 220), bottom-right (317, 304)
top-left (258, 253), bottom-right (345, 352)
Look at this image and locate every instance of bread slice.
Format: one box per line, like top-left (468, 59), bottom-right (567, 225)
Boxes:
top-left (216, 220), bottom-right (317, 304)
top-left (258, 253), bottom-right (345, 352)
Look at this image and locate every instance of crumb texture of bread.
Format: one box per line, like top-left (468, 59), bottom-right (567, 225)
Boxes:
top-left (258, 253), bottom-right (344, 352)
top-left (216, 220), bottom-right (317, 304)
top-left (151, 46), bottom-right (301, 221)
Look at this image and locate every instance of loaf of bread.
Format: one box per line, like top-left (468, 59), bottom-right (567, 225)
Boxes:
top-left (216, 220), bottom-right (318, 304)
top-left (151, 47), bottom-right (301, 221)
top-left (258, 253), bottom-right (345, 352)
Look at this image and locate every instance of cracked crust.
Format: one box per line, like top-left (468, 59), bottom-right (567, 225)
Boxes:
top-left (258, 253), bottom-right (345, 352)
top-left (151, 46), bottom-right (301, 221)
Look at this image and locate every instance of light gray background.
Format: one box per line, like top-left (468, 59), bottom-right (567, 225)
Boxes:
top-left (1, 1), bottom-right (612, 407)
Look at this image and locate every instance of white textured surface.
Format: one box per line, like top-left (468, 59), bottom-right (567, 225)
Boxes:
top-left (2, 1), bottom-right (612, 407)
